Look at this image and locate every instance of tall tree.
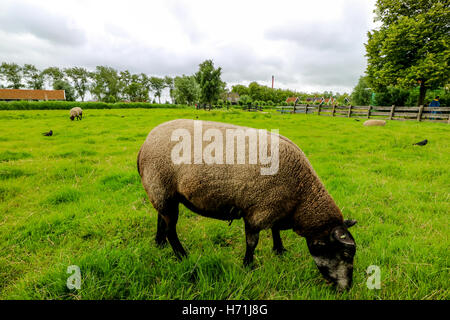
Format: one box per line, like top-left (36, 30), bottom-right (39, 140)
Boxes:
top-left (351, 76), bottom-right (373, 105)
top-left (195, 60), bottom-right (225, 106)
top-left (149, 76), bottom-right (166, 103)
top-left (53, 79), bottom-right (76, 101)
top-left (65, 67), bottom-right (89, 101)
top-left (173, 75), bottom-right (200, 105)
top-left (23, 64), bottom-right (44, 89)
top-left (164, 76), bottom-right (175, 103)
top-left (90, 66), bottom-right (122, 102)
top-left (42, 67), bottom-right (64, 89)
top-left (0, 62), bottom-right (23, 89)
top-left (365, 0), bottom-right (450, 105)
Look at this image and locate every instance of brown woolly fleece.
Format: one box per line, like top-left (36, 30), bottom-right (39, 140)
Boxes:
top-left (363, 119), bottom-right (386, 126)
top-left (138, 119), bottom-right (344, 239)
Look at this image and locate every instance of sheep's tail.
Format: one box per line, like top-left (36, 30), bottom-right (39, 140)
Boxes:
top-left (137, 146), bottom-right (142, 177)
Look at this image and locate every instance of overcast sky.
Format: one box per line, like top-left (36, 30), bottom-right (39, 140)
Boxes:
top-left (0, 0), bottom-right (378, 96)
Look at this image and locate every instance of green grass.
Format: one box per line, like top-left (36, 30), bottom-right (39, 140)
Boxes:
top-left (0, 108), bottom-right (448, 300)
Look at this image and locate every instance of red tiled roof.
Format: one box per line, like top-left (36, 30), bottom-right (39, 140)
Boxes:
top-left (0, 89), bottom-right (65, 100)
top-left (286, 97), bottom-right (298, 103)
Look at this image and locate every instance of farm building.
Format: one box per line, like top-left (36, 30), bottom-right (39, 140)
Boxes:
top-left (286, 97), bottom-right (299, 105)
top-left (225, 92), bottom-right (240, 104)
top-left (0, 89), bottom-right (65, 101)
top-left (305, 97), bottom-right (336, 104)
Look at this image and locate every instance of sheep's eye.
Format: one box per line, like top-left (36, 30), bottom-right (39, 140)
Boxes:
top-left (342, 252), bottom-right (351, 259)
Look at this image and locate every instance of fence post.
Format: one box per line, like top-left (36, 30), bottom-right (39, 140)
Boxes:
top-left (347, 105), bottom-right (352, 118)
top-left (367, 105), bottom-right (372, 118)
top-left (417, 105), bottom-right (424, 121)
top-left (448, 114), bottom-right (450, 124)
top-left (293, 103), bottom-right (296, 114)
top-left (389, 105), bottom-right (395, 120)
top-left (332, 104), bottom-right (336, 117)
top-left (305, 104), bottom-right (309, 115)
top-left (317, 104), bottom-right (321, 116)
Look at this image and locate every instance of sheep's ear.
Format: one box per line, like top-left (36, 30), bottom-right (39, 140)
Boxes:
top-left (331, 227), bottom-right (355, 246)
top-left (344, 219), bottom-right (357, 228)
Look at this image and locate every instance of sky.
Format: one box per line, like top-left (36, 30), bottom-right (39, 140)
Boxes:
top-left (0, 0), bottom-right (378, 98)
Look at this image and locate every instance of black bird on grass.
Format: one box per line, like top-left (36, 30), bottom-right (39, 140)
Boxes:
top-left (42, 130), bottom-right (53, 136)
top-left (413, 139), bottom-right (428, 146)
top-left (354, 119), bottom-right (360, 122)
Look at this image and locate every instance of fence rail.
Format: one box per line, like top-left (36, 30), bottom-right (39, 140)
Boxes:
top-left (276, 104), bottom-right (450, 123)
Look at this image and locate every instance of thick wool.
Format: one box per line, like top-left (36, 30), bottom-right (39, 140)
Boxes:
top-left (363, 119), bottom-right (386, 126)
top-left (138, 119), bottom-right (344, 239)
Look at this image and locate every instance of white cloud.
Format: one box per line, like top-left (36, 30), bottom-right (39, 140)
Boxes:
top-left (0, 0), bottom-right (377, 94)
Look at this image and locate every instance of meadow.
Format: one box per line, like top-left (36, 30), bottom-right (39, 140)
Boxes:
top-left (0, 107), bottom-right (448, 300)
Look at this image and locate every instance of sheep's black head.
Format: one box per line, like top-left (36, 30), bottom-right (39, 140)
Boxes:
top-left (306, 219), bottom-right (357, 291)
top-left (70, 115), bottom-right (75, 121)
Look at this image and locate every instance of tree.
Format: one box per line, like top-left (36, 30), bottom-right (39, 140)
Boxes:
top-left (0, 62), bottom-right (23, 88)
top-left (122, 73), bottom-right (147, 102)
top-left (89, 66), bottom-right (122, 102)
top-left (231, 84), bottom-right (250, 97)
top-left (149, 77), bottom-right (166, 104)
top-left (53, 79), bottom-right (76, 101)
top-left (42, 67), bottom-right (64, 89)
top-left (65, 67), bottom-right (89, 101)
top-left (164, 76), bottom-right (175, 103)
top-left (365, 0), bottom-right (450, 105)
top-left (173, 75), bottom-right (200, 105)
top-left (351, 76), bottom-right (373, 105)
top-left (195, 60), bottom-right (225, 106)
top-left (23, 64), bottom-right (44, 89)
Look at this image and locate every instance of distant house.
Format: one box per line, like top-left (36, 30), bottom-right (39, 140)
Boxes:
top-left (305, 97), bottom-right (336, 104)
top-left (0, 89), bottom-right (65, 101)
top-left (225, 92), bottom-right (240, 104)
top-left (286, 97), bottom-right (299, 105)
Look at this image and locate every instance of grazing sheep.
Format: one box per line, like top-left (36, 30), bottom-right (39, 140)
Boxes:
top-left (70, 107), bottom-right (83, 121)
top-left (363, 119), bottom-right (386, 126)
top-left (137, 119), bottom-right (357, 290)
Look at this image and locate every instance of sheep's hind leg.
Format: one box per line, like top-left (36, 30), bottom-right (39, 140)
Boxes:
top-left (155, 214), bottom-right (167, 247)
top-left (243, 222), bottom-right (260, 266)
top-left (272, 228), bottom-right (287, 255)
top-left (159, 200), bottom-right (187, 259)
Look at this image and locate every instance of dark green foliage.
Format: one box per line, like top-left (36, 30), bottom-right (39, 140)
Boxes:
top-left (366, 0), bottom-right (450, 105)
top-left (53, 80), bottom-right (76, 101)
top-left (351, 77), bottom-right (373, 105)
top-left (195, 60), bottom-right (226, 106)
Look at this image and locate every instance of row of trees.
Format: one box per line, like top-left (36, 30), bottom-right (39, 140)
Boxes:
top-left (0, 62), bottom-right (176, 103)
top-left (0, 60), bottom-right (227, 106)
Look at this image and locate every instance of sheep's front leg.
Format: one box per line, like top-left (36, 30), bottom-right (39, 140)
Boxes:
top-left (243, 222), bottom-right (260, 266)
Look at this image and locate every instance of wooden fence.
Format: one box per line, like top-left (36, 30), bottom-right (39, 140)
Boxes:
top-left (276, 104), bottom-right (450, 123)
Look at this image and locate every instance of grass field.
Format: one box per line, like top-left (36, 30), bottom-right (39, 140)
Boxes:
top-left (0, 108), bottom-right (448, 300)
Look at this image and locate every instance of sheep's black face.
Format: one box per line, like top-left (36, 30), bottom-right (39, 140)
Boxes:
top-left (70, 116), bottom-right (75, 121)
top-left (306, 220), bottom-right (357, 290)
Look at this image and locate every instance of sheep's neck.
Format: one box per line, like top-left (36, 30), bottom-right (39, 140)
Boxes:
top-left (294, 179), bottom-right (343, 238)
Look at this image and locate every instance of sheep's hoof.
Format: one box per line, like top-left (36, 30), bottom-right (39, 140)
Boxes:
top-left (273, 247), bottom-right (287, 255)
top-left (243, 259), bottom-right (256, 269)
top-left (155, 237), bottom-right (167, 248)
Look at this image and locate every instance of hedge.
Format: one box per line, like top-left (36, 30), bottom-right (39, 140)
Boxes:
top-left (0, 101), bottom-right (190, 110)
